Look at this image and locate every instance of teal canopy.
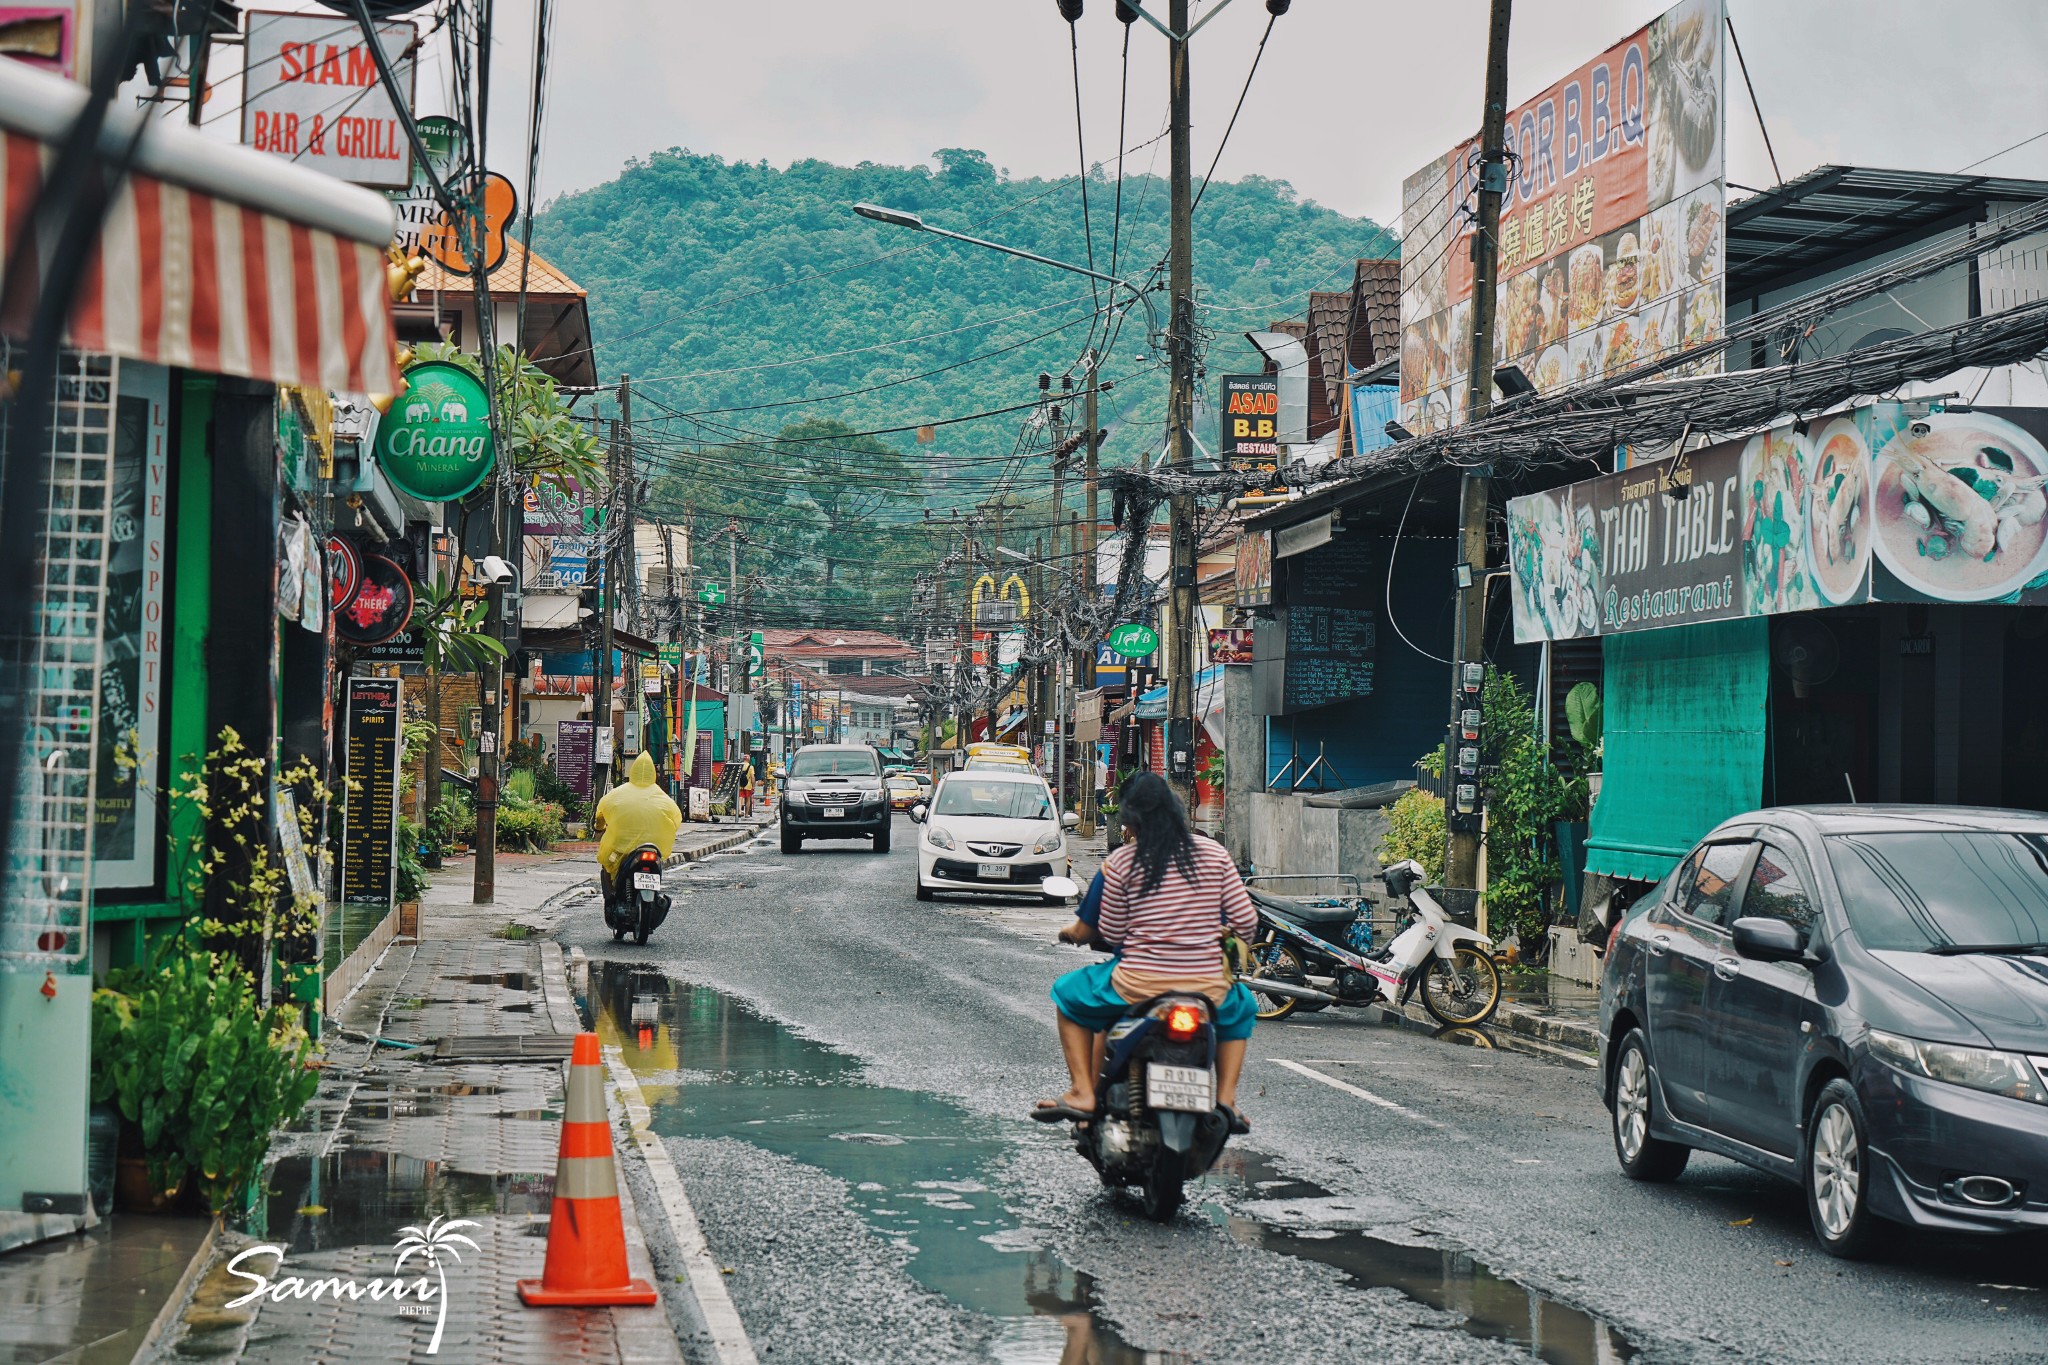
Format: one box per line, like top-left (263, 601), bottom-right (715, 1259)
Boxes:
top-left (1585, 618), bottom-right (1768, 883)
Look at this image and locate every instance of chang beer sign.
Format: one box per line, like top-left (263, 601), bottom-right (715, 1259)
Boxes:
top-left (377, 360), bottom-right (495, 501)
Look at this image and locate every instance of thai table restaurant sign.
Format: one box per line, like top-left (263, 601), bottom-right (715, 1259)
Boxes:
top-left (378, 360), bottom-right (495, 502)
top-left (556, 719), bottom-right (595, 801)
top-left (1398, 0), bottom-right (1725, 434)
top-left (1508, 404), bottom-right (2048, 642)
top-left (242, 11), bottom-right (417, 190)
top-left (341, 678), bottom-right (401, 904)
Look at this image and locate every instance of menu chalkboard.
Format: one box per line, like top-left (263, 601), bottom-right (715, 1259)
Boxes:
top-left (342, 678), bottom-right (400, 904)
top-left (1278, 535), bottom-right (1377, 712)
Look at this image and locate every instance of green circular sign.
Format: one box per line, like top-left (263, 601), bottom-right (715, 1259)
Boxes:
top-left (1107, 622), bottom-right (1158, 659)
top-left (378, 360), bottom-right (496, 502)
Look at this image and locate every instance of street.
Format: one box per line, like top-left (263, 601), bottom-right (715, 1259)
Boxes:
top-left (558, 817), bottom-right (2048, 1365)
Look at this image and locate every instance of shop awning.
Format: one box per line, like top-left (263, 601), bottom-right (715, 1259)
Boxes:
top-left (1586, 618), bottom-right (1769, 883)
top-left (0, 59), bottom-right (396, 393)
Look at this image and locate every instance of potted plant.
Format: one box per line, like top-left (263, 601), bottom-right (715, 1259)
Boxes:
top-left (92, 948), bottom-right (320, 1214)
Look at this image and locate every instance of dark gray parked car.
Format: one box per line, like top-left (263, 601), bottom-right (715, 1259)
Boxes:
top-left (1599, 805), bottom-right (2048, 1256)
top-left (779, 744), bottom-right (890, 853)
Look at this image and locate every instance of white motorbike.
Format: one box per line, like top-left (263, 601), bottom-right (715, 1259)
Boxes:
top-left (1244, 859), bottom-right (1503, 1027)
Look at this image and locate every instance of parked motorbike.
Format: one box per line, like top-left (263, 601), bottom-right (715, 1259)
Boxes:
top-left (603, 843), bottom-right (672, 945)
top-left (1037, 877), bottom-right (1236, 1222)
top-left (1242, 860), bottom-right (1502, 1027)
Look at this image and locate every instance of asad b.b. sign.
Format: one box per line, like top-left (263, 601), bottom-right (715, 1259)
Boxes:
top-left (378, 361), bottom-right (495, 502)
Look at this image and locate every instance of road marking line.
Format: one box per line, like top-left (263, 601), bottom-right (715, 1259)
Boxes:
top-left (605, 1048), bottom-right (760, 1365)
top-left (1271, 1058), bottom-right (1443, 1128)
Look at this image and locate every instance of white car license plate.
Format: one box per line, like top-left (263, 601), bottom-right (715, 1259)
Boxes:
top-left (633, 872), bottom-right (661, 891)
top-left (1145, 1063), bottom-right (1214, 1113)
top-left (821, 808), bottom-right (844, 818)
top-left (976, 862), bottom-right (1008, 880)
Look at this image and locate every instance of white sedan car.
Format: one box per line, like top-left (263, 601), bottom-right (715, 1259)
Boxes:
top-left (911, 769), bottom-right (1078, 903)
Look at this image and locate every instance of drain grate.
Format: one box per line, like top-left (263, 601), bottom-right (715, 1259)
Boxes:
top-left (430, 1034), bottom-right (578, 1063)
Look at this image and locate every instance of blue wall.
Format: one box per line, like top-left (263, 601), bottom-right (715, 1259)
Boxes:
top-left (1263, 531), bottom-right (1537, 789)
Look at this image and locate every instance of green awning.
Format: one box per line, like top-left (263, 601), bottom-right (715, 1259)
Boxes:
top-left (1586, 617), bottom-right (1768, 882)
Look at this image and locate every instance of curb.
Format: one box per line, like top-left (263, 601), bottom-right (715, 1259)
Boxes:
top-left (128, 1215), bottom-right (221, 1363)
top-left (604, 1049), bottom-right (760, 1365)
top-left (1368, 997), bottom-right (1600, 1065)
top-left (662, 823), bottom-right (768, 868)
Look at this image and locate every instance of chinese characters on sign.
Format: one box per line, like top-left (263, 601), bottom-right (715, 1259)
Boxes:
top-left (1398, 0), bottom-right (1725, 434)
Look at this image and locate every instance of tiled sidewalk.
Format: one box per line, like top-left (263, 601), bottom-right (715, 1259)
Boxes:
top-left (144, 862), bottom-right (694, 1365)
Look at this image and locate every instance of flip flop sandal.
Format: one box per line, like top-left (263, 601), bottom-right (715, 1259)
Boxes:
top-left (1030, 1101), bottom-right (1095, 1124)
top-left (1216, 1103), bottom-right (1252, 1135)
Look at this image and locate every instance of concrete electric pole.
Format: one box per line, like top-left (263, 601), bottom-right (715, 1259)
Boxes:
top-left (1164, 0), bottom-right (1198, 812)
top-left (1446, 0), bottom-right (1514, 891)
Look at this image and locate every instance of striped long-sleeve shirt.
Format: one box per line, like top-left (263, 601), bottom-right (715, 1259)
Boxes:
top-left (1097, 837), bottom-right (1257, 990)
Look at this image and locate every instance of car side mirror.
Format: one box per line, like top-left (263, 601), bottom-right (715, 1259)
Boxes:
top-left (1060, 811), bottom-right (1081, 829)
top-left (1731, 916), bottom-right (1806, 964)
top-left (910, 804), bottom-right (928, 823)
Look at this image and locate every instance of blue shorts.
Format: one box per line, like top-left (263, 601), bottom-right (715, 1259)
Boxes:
top-left (1050, 958), bottom-right (1257, 1042)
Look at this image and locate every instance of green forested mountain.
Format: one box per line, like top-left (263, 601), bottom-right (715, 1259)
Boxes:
top-left (531, 147), bottom-right (1392, 623)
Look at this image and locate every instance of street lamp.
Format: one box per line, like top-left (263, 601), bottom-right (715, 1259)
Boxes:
top-left (850, 202), bottom-right (1163, 349)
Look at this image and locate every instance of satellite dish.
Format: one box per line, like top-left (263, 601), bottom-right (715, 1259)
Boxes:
top-left (1773, 619), bottom-right (1840, 699)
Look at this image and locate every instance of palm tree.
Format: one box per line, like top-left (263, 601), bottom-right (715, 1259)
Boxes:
top-left (392, 1214), bottom-right (482, 1354)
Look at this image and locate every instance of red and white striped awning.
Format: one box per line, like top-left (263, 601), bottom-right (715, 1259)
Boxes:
top-left (0, 58), bottom-right (396, 394)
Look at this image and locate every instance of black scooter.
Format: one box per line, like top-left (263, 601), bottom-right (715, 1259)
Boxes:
top-left (1036, 876), bottom-right (1236, 1222)
top-left (603, 844), bottom-right (672, 945)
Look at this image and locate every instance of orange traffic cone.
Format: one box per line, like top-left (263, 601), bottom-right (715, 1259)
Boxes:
top-left (518, 1033), bottom-right (659, 1306)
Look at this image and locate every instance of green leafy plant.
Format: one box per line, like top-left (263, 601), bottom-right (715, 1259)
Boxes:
top-left (413, 340), bottom-right (607, 494)
top-left (168, 727), bottom-right (333, 976)
top-left (1198, 749), bottom-right (1227, 788)
top-left (1565, 681), bottom-right (1603, 771)
top-left (409, 575), bottom-right (508, 675)
top-left (427, 790), bottom-right (471, 854)
top-left (91, 950), bottom-right (319, 1211)
top-left (529, 759), bottom-right (587, 823)
top-left (1477, 669), bottom-right (1588, 948)
top-left (1381, 745), bottom-right (1447, 883)
top-left (395, 812), bottom-right (430, 902)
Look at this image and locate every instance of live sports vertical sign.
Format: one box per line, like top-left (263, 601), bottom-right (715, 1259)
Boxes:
top-left (242, 11), bottom-right (416, 190)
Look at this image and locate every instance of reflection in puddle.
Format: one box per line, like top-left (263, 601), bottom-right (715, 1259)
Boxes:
top-left (589, 961), bottom-right (1176, 1363)
top-left (590, 963), bottom-right (1634, 1365)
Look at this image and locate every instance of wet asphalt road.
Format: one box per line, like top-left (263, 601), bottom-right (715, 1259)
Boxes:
top-left (557, 814), bottom-right (2048, 1365)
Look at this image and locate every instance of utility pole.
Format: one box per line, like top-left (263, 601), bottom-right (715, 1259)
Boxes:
top-left (592, 416), bottom-right (621, 798)
top-left (618, 375), bottom-right (636, 634)
top-left (726, 519), bottom-right (741, 709)
top-left (958, 517), bottom-right (975, 750)
top-left (1446, 0), bottom-right (1514, 892)
top-left (1164, 0), bottom-right (1198, 811)
top-left (1079, 354), bottom-right (1100, 834)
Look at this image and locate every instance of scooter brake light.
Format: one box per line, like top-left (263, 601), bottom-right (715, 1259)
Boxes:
top-left (1163, 1004), bottom-right (1201, 1041)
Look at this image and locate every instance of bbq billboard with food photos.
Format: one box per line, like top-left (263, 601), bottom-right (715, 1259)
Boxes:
top-left (1398, 0), bottom-right (1725, 435)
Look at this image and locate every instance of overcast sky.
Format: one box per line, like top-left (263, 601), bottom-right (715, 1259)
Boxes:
top-left (452, 0), bottom-right (2048, 229)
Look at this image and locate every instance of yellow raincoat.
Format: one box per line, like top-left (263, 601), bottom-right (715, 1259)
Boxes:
top-left (593, 752), bottom-right (682, 879)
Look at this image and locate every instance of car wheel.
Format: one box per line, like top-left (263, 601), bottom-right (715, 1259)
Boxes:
top-left (874, 825), bottom-right (891, 853)
top-left (1611, 1029), bottom-right (1690, 1182)
top-left (1806, 1079), bottom-right (1885, 1259)
top-left (781, 828), bottom-right (801, 855)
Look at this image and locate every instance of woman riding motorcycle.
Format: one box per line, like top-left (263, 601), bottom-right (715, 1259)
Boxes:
top-left (1035, 773), bottom-right (1260, 1130)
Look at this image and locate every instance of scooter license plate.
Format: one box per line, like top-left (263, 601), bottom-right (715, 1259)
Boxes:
top-left (976, 862), bottom-right (1008, 880)
top-left (633, 872), bottom-right (661, 891)
top-left (1145, 1064), bottom-right (1214, 1113)
top-left (821, 808), bottom-right (844, 818)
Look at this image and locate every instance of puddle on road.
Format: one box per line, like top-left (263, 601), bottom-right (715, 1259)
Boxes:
top-left (589, 961), bottom-right (1633, 1365)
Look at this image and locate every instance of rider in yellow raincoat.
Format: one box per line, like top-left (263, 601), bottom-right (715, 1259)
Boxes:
top-left (594, 751), bottom-right (682, 883)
